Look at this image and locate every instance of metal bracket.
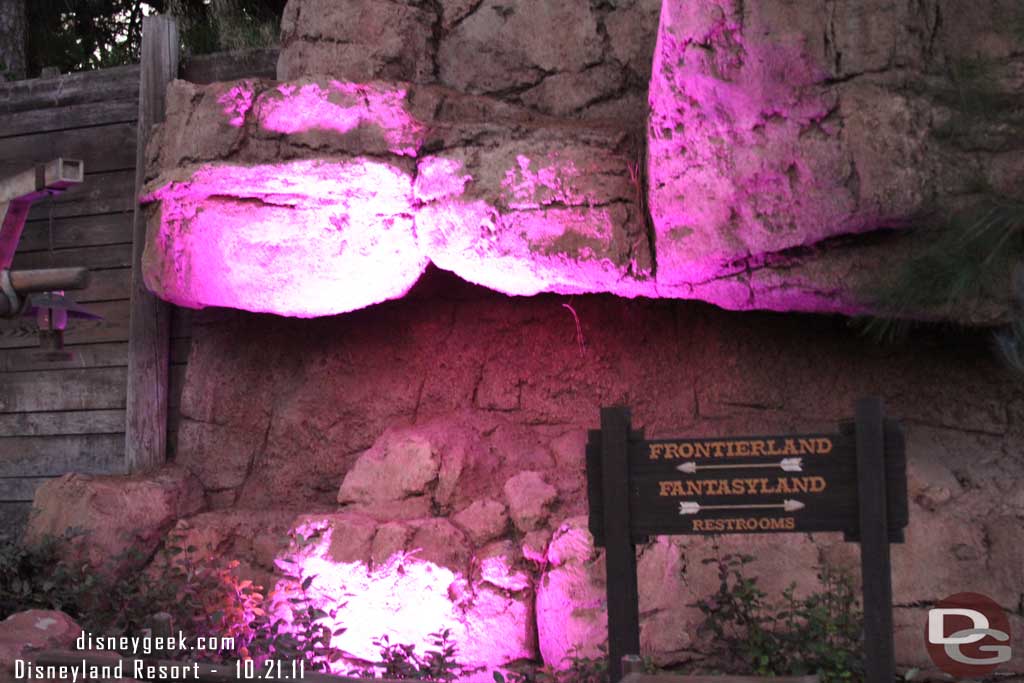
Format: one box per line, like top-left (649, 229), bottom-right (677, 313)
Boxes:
top-left (0, 269), bottom-right (24, 319)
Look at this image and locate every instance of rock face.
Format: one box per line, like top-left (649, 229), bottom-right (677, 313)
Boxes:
top-left (142, 0), bottom-right (1024, 321)
top-left (0, 611), bottom-right (81, 683)
top-left (127, 0), bottom-right (1024, 679)
top-left (24, 467), bottom-right (205, 573)
top-left (142, 79), bottom-right (652, 317)
top-left (166, 276), bottom-right (1024, 677)
top-left (646, 0), bottom-right (1023, 317)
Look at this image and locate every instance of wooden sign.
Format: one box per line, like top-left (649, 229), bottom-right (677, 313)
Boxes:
top-left (585, 399), bottom-right (908, 683)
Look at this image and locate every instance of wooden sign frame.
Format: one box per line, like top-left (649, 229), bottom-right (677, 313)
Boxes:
top-left (585, 398), bottom-right (908, 683)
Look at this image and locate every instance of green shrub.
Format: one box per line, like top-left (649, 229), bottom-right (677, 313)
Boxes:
top-left (696, 553), bottom-right (864, 682)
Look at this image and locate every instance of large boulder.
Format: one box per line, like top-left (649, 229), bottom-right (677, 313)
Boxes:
top-left (142, 78), bottom-right (653, 318)
top-left (0, 611), bottom-right (81, 683)
top-left (144, 0), bottom-right (1024, 321)
top-left (24, 468), bottom-right (204, 573)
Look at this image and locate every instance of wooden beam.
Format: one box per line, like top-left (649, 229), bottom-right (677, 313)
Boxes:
top-left (0, 434), bottom-right (126, 476)
top-left (0, 409), bottom-right (125, 437)
top-left (0, 65), bottom-right (139, 115)
top-left (600, 406), bottom-right (640, 683)
top-left (125, 16), bottom-right (178, 474)
top-left (855, 397), bottom-right (896, 683)
top-left (0, 100), bottom-right (138, 140)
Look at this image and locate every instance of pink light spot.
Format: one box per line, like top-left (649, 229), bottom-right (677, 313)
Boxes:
top-left (266, 519), bottom-right (532, 681)
top-left (256, 81), bottom-right (427, 157)
top-left (142, 159), bottom-right (427, 318)
top-left (217, 82), bottom-right (256, 127)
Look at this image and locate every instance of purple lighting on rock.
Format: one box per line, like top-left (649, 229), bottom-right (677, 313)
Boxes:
top-left (256, 81), bottom-right (426, 157)
top-left (142, 159), bottom-right (427, 317)
top-left (269, 520), bottom-right (536, 683)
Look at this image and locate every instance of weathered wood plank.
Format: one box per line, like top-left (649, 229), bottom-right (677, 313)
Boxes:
top-left (25, 171), bottom-right (135, 221)
top-left (14, 243), bottom-right (133, 270)
top-left (0, 334), bottom-right (180, 372)
top-left (181, 48), bottom-right (279, 84)
top-left (0, 300), bottom-right (129, 349)
top-left (0, 124), bottom-right (136, 177)
top-left (17, 212), bottom-right (134, 252)
top-left (0, 435), bottom-right (126, 477)
top-left (0, 410), bottom-right (126, 437)
top-left (0, 100), bottom-right (137, 139)
top-left (127, 15), bottom-right (179, 473)
top-left (0, 342), bottom-right (129, 372)
top-left (0, 367), bottom-right (126, 413)
top-left (0, 477), bottom-right (54, 502)
top-left (74, 268), bottom-right (132, 303)
top-left (0, 65), bottom-right (139, 114)
top-left (7, 268), bottom-right (134, 304)
top-left (168, 364), bottom-right (186, 410)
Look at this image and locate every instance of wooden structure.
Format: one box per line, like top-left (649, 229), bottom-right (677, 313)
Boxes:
top-left (586, 398), bottom-right (908, 683)
top-left (0, 30), bottom-right (277, 533)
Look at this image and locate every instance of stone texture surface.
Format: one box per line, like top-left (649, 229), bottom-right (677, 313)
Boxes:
top-left (24, 467), bottom-right (204, 574)
top-left (163, 272), bottom-right (1024, 675)
top-left (142, 78), bottom-right (654, 318)
top-left (277, 0), bottom-right (659, 122)
top-left (503, 471), bottom-right (557, 533)
top-left (127, 0), bottom-right (1024, 677)
top-left (647, 0), bottom-right (1024, 319)
top-left (0, 611), bottom-right (81, 683)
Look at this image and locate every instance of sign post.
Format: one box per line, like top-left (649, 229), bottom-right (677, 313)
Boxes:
top-left (585, 398), bottom-right (907, 683)
top-left (855, 397), bottom-right (896, 683)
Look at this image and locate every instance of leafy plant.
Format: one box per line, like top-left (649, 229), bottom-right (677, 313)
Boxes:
top-left (493, 645), bottom-right (616, 683)
top-left (347, 629), bottom-right (473, 681)
top-left (695, 554), bottom-right (863, 683)
top-left (0, 528), bottom-right (345, 671)
top-left (0, 530), bottom-right (92, 618)
top-left (248, 528), bottom-right (346, 672)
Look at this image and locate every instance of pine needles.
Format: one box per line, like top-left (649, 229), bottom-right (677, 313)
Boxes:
top-left (859, 199), bottom-right (1024, 376)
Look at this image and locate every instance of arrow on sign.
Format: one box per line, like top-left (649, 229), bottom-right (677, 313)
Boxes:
top-left (676, 457), bottom-right (803, 474)
top-left (677, 499), bottom-right (806, 515)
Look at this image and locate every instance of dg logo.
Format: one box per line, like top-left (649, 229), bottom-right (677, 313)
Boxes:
top-left (926, 592), bottom-right (1012, 677)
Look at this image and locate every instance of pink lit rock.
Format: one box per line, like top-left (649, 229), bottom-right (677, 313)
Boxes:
top-left (277, 0), bottom-right (434, 82)
top-left (142, 158), bottom-right (425, 317)
top-left (503, 471), bottom-right (558, 533)
top-left (270, 515), bottom-right (533, 680)
top-left (337, 428), bottom-right (440, 506)
top-left (452, 499), bottom-right (509, 546)
top-left (0, 610), bottom-right (81, 681)
top-left (415, 126), bottom-right (654, 297)
top-left (438, 0), bottom-right (603, 94)
top-left (144, 79), bottom-right (658, 318)
top-left (535, 517), bottom-right (606, 668)
top-left (646, 0), bottom-right (1023, 319)
top-left (25, 468), bottom-right (205, 575)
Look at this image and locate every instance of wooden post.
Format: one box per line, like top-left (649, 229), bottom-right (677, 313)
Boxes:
top-left (621, 654), bottom-right (644, 675)
top-left (601, 407), bottom-right (640, 683)
top-left (125, 16), bottom-right (178, 473)
top-left (855, 397), bottom-right (895, 683)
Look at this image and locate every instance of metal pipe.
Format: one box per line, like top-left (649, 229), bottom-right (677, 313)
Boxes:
top-left (9, 267), bottom-right (90, 293)
top-left (0, 267), bottom-right (90, 317)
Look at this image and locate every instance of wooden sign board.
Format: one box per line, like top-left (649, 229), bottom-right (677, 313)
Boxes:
top-left (587, 423), bottom-right (907, 541)
top-left (585, 399), bottom-right (908, 683)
